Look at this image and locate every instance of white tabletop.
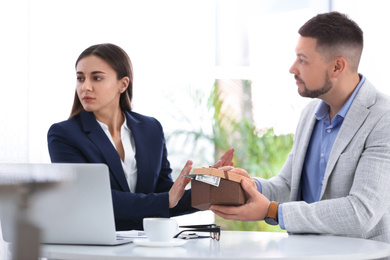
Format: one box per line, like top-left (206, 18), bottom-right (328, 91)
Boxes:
top-left (40, 231), bottom-right (390, 260)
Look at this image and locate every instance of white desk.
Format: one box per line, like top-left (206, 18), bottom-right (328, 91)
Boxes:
top-left (40, 231), bottom-right (390, 260)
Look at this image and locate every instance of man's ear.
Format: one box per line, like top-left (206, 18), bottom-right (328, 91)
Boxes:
top-left (332, 57), bottom-right (347, 78)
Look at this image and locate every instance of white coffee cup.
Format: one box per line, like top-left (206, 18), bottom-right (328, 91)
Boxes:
top-left (143, 218), bottom-right (178, 242)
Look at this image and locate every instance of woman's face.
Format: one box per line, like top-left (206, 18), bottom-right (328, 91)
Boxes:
top-left (76, 55), bottom-right (128, 116)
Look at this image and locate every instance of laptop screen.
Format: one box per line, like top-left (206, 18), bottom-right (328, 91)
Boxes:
top-left (0, 163), bottom-right (126, 245)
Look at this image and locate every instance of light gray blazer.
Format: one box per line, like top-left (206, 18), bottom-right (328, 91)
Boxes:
top-left (256, 79), bottom-right (390, 243)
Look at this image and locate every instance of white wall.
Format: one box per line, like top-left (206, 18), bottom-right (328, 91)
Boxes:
top-left (0, 0), bottom-right (30, 163)
top-left (1, 0), bottom-right (217, 168)
top-left (2, 0), bottom-right (389, 165)
top-left (332, 0), bottom-right (390, 92)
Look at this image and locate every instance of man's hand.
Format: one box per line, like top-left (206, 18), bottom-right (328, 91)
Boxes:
top-left (217, 167), bottom-right (257, 189)
top-left (213, 148), bottom-right (235, 168)
top-left (209, 179), bottom-right (270, 221)
top-left (169, 160), bottom-right (193, 208)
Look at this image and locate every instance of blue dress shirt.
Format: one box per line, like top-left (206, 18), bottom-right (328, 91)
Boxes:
top-left (256, 74), bottom-right (365, 229)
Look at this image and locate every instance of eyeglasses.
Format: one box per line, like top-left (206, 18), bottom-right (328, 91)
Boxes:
top-left (174, 224), bottom-right (221, 241)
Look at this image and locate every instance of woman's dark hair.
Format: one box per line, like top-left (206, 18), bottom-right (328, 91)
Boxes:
top-left (298, 11), bottom-right (363, 72)
top-left (70, 43), bottom-right (133, 118)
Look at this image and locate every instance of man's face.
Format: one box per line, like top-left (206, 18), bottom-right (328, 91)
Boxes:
top-left (289, 36), bottom-right (333, 98)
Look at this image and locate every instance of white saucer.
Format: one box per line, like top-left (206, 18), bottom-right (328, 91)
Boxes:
top-left (133, 238), bottom-right (187, 247)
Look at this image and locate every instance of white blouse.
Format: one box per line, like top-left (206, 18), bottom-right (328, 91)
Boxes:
top-left (96, 116), bottom-right (138, 192)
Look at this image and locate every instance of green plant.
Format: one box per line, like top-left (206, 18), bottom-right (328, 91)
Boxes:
top-left (167, 80), bottom-right (293, 232)
top-left (208, 80), bottom-right (293, 232)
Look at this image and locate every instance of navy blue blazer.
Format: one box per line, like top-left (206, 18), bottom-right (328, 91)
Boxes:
top-left (48, 110), bottom-right (195, 231)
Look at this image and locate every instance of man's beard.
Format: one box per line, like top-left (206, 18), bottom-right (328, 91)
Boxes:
top-left (297, 72), bottom-right (332, 98)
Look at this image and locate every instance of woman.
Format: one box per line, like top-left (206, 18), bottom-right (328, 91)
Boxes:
top-left (48, 43), bottom-right (234, 231)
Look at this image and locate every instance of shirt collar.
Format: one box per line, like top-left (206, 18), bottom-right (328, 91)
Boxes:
top-left (122, 114), bottom-right (131, 132)
top-left (96, 113), bottom-right (130, 132)
top-left (315, 73), bottom-right (366, 121)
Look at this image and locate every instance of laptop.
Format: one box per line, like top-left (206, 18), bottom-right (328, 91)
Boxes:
top-left (0, 163), bottom-right (133, 245)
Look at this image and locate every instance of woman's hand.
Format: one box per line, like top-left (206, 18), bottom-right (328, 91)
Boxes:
top-left (169, 160), bottom-right (193, 208)
top-left (213, 148), bottom-right (235, 168)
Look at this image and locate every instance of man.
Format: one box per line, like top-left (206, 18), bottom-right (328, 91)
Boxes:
top-left (210, 11), bottom-right (390, 244)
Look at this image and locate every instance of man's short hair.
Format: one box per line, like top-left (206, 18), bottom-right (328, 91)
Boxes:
top-left (298, 11), bottom-right (363, 72)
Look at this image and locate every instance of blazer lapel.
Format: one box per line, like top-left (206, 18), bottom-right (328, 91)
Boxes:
top-left (123, 111), bottom-right (151, 193)
top-left (291, 108), bottom-right (317, 201)
top-left (320, 80), bottom-right (375, 199)
top-left (80, 111), bottom-right (130, 192)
